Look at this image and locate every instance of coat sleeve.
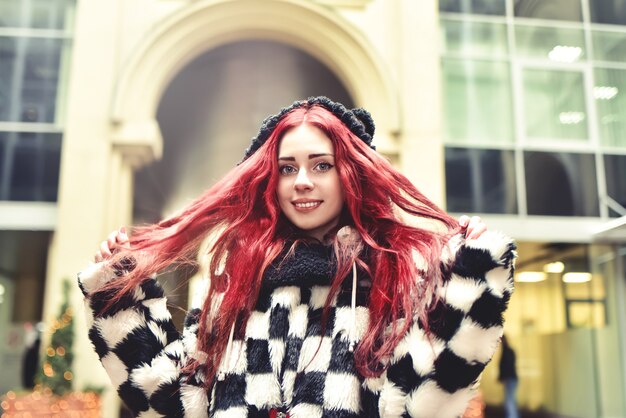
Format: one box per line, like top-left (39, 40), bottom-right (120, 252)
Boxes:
top-left (377, 230), bottom-right (516, 418)
top-left (77, 261), bottom-right (210, 418)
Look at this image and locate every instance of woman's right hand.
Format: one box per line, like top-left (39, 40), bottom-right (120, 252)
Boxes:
top-left (94, 227), bottom-right (129, 263)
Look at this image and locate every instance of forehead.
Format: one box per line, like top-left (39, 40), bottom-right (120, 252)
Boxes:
top-left (278, 124), bottom-right (334, 156)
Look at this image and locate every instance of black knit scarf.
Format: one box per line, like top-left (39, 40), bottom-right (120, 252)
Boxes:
top-left (262, 242), bottom-right (337, 290)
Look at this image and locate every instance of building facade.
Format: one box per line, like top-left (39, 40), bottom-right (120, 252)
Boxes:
top-left (1, 0), bottom-right (625, 417)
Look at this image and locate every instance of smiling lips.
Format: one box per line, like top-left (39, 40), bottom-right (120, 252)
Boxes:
top-left (292, 200), bottom-right (323, 212)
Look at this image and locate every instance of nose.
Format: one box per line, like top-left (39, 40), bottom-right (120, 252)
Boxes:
top-left (294, 168), bottom-right (313, 191)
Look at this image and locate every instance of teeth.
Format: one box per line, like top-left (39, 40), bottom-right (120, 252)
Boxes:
top-left (294, 201), bottom-right (321, 208)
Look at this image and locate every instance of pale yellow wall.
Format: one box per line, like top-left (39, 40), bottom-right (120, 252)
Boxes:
top-left (44, 0), bottom-right (149, 415)
top-left (340, 0), bottom-right (447, 204)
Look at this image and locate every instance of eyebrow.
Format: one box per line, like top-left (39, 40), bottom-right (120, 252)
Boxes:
top-left (278, 153), bottom-right (334, 161)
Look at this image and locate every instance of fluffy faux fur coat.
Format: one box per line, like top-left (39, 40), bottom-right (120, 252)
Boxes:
top-left (78, 230), bottom-right (516, 418)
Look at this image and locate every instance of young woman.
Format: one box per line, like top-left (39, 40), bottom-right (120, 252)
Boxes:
top-left (79, 97), bottom-right (516, 418)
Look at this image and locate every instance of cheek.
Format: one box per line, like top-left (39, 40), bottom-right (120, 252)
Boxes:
top-left (277, 179), bottom-right (291, 204)
top-left (331, 177), bottom-right (345, 203)
top-left (338, 182), bottom-right (345, 201)
top-left (323, 179), bottom-right (345, 216)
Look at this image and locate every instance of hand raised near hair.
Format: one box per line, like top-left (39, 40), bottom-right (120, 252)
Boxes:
top-left (94, 227), bottom-right (129, 263)
top-left (458, 215), bottom-right (487, 240)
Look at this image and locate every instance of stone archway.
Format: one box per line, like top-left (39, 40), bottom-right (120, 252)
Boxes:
top-left (110, 0), bottom-right (399, 168)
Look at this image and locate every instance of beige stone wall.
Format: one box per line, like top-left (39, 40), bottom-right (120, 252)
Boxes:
top-left (45, 1), bottom-right (443, 417)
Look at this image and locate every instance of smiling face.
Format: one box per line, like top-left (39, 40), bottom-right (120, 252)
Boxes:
top-left (277, 124), bottom-right (344, 241)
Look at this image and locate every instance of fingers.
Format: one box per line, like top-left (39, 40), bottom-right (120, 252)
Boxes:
top-left (93, 227), bottom-right (129, 263)
top-left (118, 226), bottom-right (129, 244)
top-left (467, 216), bottom-right (482, 233)
top-left (468, 222), bottom-right (487, 239)
top-left (100, 239), bottom-right (113, 259)
top-left (459, 215), bottom-right (487, 239)
top-left (107, 230), bottom-right (118, 249)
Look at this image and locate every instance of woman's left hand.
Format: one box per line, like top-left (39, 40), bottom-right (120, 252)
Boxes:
top-left (459, 215), bottom-right (487, 239)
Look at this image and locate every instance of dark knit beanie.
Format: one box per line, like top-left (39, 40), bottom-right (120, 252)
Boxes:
top-left (242, 96), bottom-right (376, 161)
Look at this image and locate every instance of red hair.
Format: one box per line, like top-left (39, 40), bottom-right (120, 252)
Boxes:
top-left (100, 104), bottom-right (460, 384)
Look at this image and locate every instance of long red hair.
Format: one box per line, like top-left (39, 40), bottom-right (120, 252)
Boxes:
top-left (100, 104), bottom-right (460, 384)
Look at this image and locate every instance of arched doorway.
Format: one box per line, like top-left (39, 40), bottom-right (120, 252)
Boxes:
top-left (134, 40), bottom-right (354, 223)
top-left (111, 0), bottom-right (399, 174)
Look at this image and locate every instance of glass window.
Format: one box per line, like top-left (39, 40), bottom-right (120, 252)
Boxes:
top-left (445, 147), bottom-right (517, 214)
top-left (0, 37), bottom-right (66, 124)
top-left (442, 59), bottom-right (514, 144)
top-left (0, 230), bottom-right (50, 393)
top-left (590, 245), bottom-right (626, 417)
top-left (590, 1), bottom-right (626, 26)
top-left (515, 25), bottom-right (585, 62)
top-left (594, 68), bottom-right (626, 148)
top-left (567, 298), bottom-right (607, 327)
top-left (0, 0), bottom-right (74, 30)
top-left (592, 30), bottom-right (626, 63)
top-left (492, 242), bottom-right (626, 417)
top-left (522, 69), bottom-right (588, 141)
top-left (514, 0), bottom-right (582, 21)
top-left (0, 132), bottom-right (61, 202)
top-left (440, 20), bottom-right (508, 57)
top-left (439, 0), bottom-right (506, 15)
top-left (562, 254), bottom-right (607, 328)
top-left (563, 275), bottom-right (605, 301)
top-left (604, 154), bottom-right (626, 217)
top-left (524, 151), bottom-right (599, 216)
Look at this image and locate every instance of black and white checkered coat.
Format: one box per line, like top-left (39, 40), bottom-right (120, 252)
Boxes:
top-left (78, 231), bottom-right (515, 418)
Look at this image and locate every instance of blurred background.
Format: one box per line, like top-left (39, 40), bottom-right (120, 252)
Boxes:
top-left (0, 0), bottom-right (625, 417)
